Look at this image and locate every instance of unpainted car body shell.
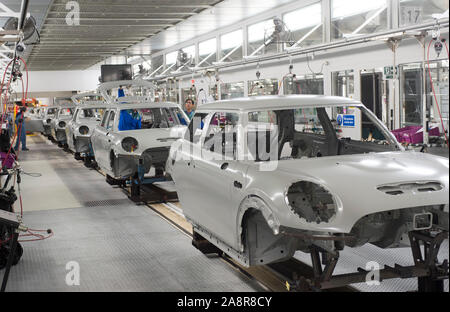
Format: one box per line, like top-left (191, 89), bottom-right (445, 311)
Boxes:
top-left (42, 106), bottom-right (58, 136)
top-left (51, 105), bottom-right (76, 143)
top-left (169, 95), bottom-right (449, 260)
top-left (66, 105), bottom-right (106, 154)
top-left (91, 102), bottom-right (188, 179)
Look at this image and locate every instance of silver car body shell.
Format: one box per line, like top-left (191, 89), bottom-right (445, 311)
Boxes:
top-left (66, 93), bottom-right (106, 154)
top-left (91, 101), bottom-right (188, 179)
top-left (51, 105), bottom-right (76, 143)
top-left (169, 95), bottom-right (449, 266)
top-left (42, 106), bottom-right (58, 136)
top-left (24, 107), bottom-right (45, 133)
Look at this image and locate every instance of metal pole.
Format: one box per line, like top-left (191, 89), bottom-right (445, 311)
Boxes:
top-left (422, 38), bottom-right (429, 145)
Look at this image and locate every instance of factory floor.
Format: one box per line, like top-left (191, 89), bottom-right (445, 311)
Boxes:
top-left (0, 135), bottom-right (264, 292)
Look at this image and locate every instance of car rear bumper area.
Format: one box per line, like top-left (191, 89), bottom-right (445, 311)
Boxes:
top-left (74, 136), bottom-right (91, 154)
top-left (55, 129), bottom-right (67, 143)
top-left (111, 147), bottom-right (170, 180)
top-left (43, 125), bottom-right (52, 136)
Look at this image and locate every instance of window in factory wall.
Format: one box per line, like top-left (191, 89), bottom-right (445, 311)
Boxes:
top-left (165, 51), bottom-right (178, 73)
top-left (331, 0), bottom-right (388, 40)
top-left (198, 38), bottom-right (217, 68)
top-left (220, 82), bottom-right (244, 100)
top-left (133, 60), bottom-right (151, 78)
top-left (176, 45), bottom-right (196, 70)
top-left (151, 55), bottom-right (164, 76)
top-left (248, 79), bottom-right (279, 96)
top-left (220, 29), bottom-right (243, 62)
top-left (283, 74), bottom-right (324, 95)
top-left (283, 2), bottom-right (323, 49)
top-left (399, 0), bottom-right (449, 26)
top-left (400, 60), bottom-right (449, 134)
top-left (332, 70), bottom-right (355, 98)
top-left (247, 19), bottom-right (280, 57)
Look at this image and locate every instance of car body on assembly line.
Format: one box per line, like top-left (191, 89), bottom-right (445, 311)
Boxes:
top-left (50, 104), bottom-right (76, 146)
top-left (168, 95), bottom-right (449, 267)
top-left (91, 80), bottom-right (189, 181)
top-left (42, 106), bottom-right (58, 137)
top-left (66, 93), bottom-right (107, 162)
top-left (24, 106), bottom-right (45, 133)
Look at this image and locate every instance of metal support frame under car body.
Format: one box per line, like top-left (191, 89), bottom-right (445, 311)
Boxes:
top-left (128, 158), bottom-right (171, 203)
top-left (287, 230), bottom-right (448, 292)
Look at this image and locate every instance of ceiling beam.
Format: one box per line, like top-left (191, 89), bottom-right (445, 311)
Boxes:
top-left (50, 4), bottom-right (213, 9)
top-left (41, 24), bottom-right (173, 28)
top-left (45, 17), bottom-right (184, 21)
top-left (47, 11), bottom-right (197, 15)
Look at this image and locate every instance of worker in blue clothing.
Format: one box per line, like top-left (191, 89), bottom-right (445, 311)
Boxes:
top-left (179, 99), bottom-right (195, 125)
top-left (119, 110), bottom-right (141, 131)
top-left (14, 106), bottom-right (29, 151)
top-left (117, 86), bottom-right (141, 131)
top-left (118, 85), bottom-right (125, 98)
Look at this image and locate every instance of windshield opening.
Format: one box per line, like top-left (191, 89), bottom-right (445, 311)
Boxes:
top-left (247, 105), bottom-right (398, 161)
top-left (118, 107), bottom-right (182, 131)
top-left (76, 108), bottom-right (105, 122)
top-left (47, 108), bottom-right (57, 116)
top-left (57, 108), bottom-right (74, 118)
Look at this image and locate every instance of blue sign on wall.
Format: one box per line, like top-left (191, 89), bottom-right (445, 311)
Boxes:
top-left (337, 114), bottom-right (355, 127)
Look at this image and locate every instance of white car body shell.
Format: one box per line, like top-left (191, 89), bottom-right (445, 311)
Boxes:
top-left (91, 101), bottom-right (188, 179)
top-left (42, 106), bottom-right (58, 136)
top-left (169, 95), bottom-right (449, 265)
top-left (50, 105), bottom-right (76, 143)
top-left (66, 104), bottom-right (106, 154)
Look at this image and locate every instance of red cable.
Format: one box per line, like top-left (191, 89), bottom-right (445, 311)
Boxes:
top-left (0, 59), bottom-right (14, 120)
top-left (1, 57), bottom-right (29, 168)
top-left (19, 57), bottom-right (29, 101)
top-left (426, 39), bottom-right (449, 147)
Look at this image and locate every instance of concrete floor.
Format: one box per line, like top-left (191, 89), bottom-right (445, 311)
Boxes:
top-left (1, 135), bottom-right (264, 292)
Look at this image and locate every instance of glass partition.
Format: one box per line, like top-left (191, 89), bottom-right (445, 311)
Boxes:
top-left (400, 60), bottom-right (449, 133)
top-left (283, 74), bottom-right (324, 94)
top-left (331, 0), bottom-right (388, 40)
top-left (220, 82), bottom-right (245, 99)
top-left (332, 70), bottom-right (355, 97)
top-left (248, 79), bottom-right (279, 96)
